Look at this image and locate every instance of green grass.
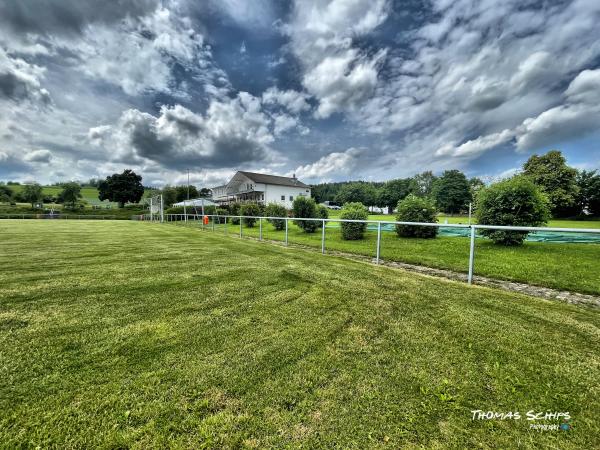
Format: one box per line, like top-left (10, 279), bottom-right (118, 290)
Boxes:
top-left (199, 219), bottom-right (600, 295)
top-left (1, 220), bottom-right (598, 448)
top-left (328, 210), bottom-right (600, 229)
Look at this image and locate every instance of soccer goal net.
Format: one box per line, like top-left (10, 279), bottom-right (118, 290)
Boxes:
top-left (147, 194), bottom-right (164, 222)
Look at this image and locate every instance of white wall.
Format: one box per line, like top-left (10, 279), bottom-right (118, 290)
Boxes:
top-left (265, 185), bottom-right (311, 208)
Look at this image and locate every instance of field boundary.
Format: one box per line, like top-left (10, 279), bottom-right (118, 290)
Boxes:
top-left (175, 222), bottom-right (600, 308)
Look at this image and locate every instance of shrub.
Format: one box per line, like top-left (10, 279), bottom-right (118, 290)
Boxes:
top-left (395, 195), bottom-right (438, 238)
top-left (340, 202), bottom-right (368, 240)
top-left (476, 176), bottom-right (550, 245)
top-left (316, 204), bottom-right (329, 228)
top-left (292, 196), bottom-right (319, 233)
top-left (240, 203), bottom-right (262, 227)
top-left (228, 202), bottom-right (241, 224)
top-left (265, 203), bottom-right (288, 230)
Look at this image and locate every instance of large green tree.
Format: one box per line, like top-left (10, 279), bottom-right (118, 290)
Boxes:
top-left (432, 170), bottom-right (472, 214)
top-left (523, 150), bottom-right (579, 217)
top-left (175, 185), bottom-right (199, 202)
top-left (98, 170), bottom-right (144, 207)
top-left (412, 171), bottom-right (437, 197)
top-left (59, 182), bottom-right (82, 209)
top-left (22, 183), bottom-right (43, 208)
top-left (0, 184), bottom-right (13, 203)
top-left (377, 178), bottom-right (412, 212)
top-left (576, 170), bottom-right (600, 216)
top-left (335, 183), bottom-right (377, 207)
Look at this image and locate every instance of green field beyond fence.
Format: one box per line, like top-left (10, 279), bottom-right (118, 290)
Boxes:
top-left (1, 220), bottom-right (599, 448)
top-left (173, 216), bottom-right (600, 296)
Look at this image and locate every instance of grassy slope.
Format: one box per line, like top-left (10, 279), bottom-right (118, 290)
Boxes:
top-left (1, 220), bottom-right (599, 448)
top-left (202, 219), bottom-right (600, 295)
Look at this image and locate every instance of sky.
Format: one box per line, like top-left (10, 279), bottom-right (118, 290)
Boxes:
top-left (1, 0), bottom-right (600, 188)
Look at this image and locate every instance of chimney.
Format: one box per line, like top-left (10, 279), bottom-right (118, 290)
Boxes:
top-left (292, 173), bottom-right (296, 179)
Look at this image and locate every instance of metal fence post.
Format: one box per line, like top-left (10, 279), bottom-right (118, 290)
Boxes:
top-left (212, 216), bottom-right (215, 232)
top-left (321, 219), bottom-right (326, 254)
top-left (285, 218), bottom-right (289, 246)
top-left (259, 217), bottom-right (263, 241)
top-left (468, 226), bottom-right (476, 284)
top-left (376, 221), bottom-right (381, 264)
top-left (225, 216), bottom-right (228, 234)
top-left (240, 217), bottom-right (243, 237)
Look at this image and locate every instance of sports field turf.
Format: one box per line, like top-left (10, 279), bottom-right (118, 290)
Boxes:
top-left (1, 220), bottom-right (599, 448)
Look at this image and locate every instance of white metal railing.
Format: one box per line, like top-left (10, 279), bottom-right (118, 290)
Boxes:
top-left (151, 213), bottom-right (600, 286)
top-left (0, 213), bottom-right (120, 220)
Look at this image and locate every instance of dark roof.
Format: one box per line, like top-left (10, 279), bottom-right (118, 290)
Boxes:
top-left (238, 171), bottom-right (310, 188)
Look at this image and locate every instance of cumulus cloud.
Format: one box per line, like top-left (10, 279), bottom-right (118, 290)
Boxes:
top-left (261, 87), bottom-right (311, 114)
top-left (89, 93), bottom-right (276, 168)
top-left (24, 149), bottom-right (53, 163)
top-left (293, 147), bottom-right (365, 180)
top-left (286, 0), bottom-right (390, 117)
top-left (0, 49), bottom-right (51, 104)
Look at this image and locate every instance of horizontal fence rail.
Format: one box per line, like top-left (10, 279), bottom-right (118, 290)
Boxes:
top-left (152, 213), bottom-right (600, 286)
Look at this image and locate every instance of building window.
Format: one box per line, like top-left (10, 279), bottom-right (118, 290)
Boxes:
top-left (289, 195), bottom-right (293, 201)
top-left (281, 195), bottom-right (285, 201)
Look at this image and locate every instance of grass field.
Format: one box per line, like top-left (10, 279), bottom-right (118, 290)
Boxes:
top-left (197, 219), bottom-right (600, 295)
top-left (1, 220), bottom-right (599, 448)
top-left (328, 210), bottom-right (600, 229)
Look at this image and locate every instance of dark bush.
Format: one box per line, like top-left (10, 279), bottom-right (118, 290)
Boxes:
top-left (340, 202), bottom-right (368, 240)
top-left (240, 203), bottom-right (262, 227)
top-left (292, 196), bottom-right (319, 233)
top-left (395, 195), bottom-right (438, 238)
top-left (476, 176), bottom-right (549, 245)
top-left (265, 203), bottom-right (288, 230)
top-left (228, 202), bottom-right (241, 224)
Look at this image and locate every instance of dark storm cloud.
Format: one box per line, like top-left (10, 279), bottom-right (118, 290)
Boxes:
top-left (0, 70), bottom-right (50, 103)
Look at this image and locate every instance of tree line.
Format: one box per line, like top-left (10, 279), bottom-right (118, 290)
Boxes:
top-left (311, 150), bottom-right (600, 218)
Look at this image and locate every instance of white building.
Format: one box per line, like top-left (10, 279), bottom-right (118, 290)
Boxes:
top-left (211, 171), bottom-right (311, 208)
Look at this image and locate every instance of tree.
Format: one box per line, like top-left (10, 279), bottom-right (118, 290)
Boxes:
top-left (0, 184), bottom-right (13, 203)
top-left (523, 150), bottom-right (579, 217)
top-left (432, 170), bottom-right (472, 214)
top-left (412, 171), bottom-right (437, 197)
top-left (98, 169), bottom-right (144, 207)
top-left (22, 183), bottom-right (43, 208)
top-left (395, 195), bottom-right (438, 238)
top-left (175, 185), bottom-right (199, 203)
top-left (377, 179), bottom-right (412, 213)
top-left (576, 170), bottom-right (600, 216)
top-left (60, 182), bottom-right (82, 209)
top-left (292, 196), bottom-right (319, 232)
top-left (476, 176), bottom-right (550, 246)
top-left (160, 186), bottom-right (178, 206)
top-left (335, 182), bottom-right (377, 207)
top-left (340, 202), bottom-right (368, 240)
top-left (198, 187), bottom-right (212, 198)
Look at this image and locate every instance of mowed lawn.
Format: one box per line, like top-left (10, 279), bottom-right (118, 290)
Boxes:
top-left (200, 218), bottom-right (600, 295)
top-left (1, 221), bottom-right (599, 449)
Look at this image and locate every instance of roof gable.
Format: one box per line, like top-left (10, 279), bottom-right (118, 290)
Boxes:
top-left (238, 171), bottom-right (310, 188)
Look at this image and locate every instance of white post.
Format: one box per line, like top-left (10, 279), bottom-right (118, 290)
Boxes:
top-left (240, 216), bottom-right (242, 237)
top-left (376, 221), bottom-right (381, 264)
top-left (468, 226), bottom-right (476, 284)
top-left (212, 215), bottom-right (215, 232)
top-left (468, 202), bottom-right (472, 226)
top-left (259, 217), bottom-right (263, 241)
top-left (321, 219), bottom-right (325, 254)
top-left (225, 216), bottom-right (228, 234)
top-left (160, 195), bottom-right (164, 223)
top-left (150, 197), bottom-right (153, 222)
top-left (285, 218), bottom-right (288, 246)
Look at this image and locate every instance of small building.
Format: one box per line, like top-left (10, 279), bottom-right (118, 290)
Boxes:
top-left (212, 171), bottom-right (311, 208)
